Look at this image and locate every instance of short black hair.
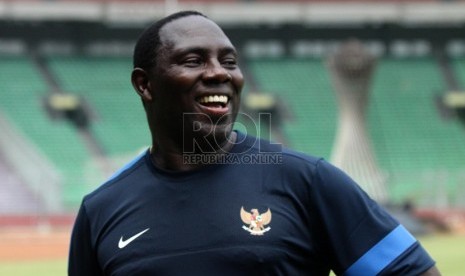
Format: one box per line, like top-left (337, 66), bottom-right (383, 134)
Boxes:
top-left (133, 10), bottom-right (207, 71)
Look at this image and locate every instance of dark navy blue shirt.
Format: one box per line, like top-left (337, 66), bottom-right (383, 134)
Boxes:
top-left (69, 132), bottom-right (435, 275)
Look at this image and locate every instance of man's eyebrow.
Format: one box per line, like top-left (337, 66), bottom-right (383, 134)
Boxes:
top-left (173, 46), bottom-right (238, 57)
top-left (219, 46), bottom-right (238, 57)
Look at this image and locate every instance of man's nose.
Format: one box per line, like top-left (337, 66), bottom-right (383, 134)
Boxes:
top-left (202, 60), bottom-right (232, 83)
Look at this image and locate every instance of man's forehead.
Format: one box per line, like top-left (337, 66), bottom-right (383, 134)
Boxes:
top-left (159, 15), bottom-right (232, 49)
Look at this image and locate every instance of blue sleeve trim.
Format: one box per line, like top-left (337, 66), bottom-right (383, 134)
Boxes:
top-left (106, 150), bottom-right (147, 182)
top-left (344, 225), bottom-right (416, 276)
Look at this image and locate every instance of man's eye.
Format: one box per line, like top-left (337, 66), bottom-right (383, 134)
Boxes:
top-left (222, 59), bottom-right (237, 67)
top-left (183, 58), bottom-right (202, 66)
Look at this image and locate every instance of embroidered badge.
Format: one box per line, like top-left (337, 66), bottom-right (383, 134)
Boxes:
top-left (240, 206), bottom-right (272, 235)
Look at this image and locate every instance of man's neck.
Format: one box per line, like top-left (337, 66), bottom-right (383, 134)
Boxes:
top-left (150, 131), bottom-right (237, 172)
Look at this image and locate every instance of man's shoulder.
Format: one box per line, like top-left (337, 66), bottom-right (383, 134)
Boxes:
top-left (237, 132), bottom-right (321, 161)
top-left (236, 131), bottom-right (323, 174)
top-left (82, 150), bottom-right (149, 205)
top-left (281, 147), bottom-right (322, 165)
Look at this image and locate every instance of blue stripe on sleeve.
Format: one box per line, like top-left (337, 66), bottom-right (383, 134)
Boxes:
top-left (106, 150), bottom-right (147, 182)
top-left (344, 225), bottom-right (417, 276)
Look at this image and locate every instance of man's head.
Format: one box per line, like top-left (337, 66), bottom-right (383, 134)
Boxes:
top-left (131, 11), bottom-right (244, 153)
top-left (133, 10), bottom-right (206, 72)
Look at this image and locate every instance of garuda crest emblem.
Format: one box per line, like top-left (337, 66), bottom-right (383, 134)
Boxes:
top-left (240, 206), bottom-right (272, 235)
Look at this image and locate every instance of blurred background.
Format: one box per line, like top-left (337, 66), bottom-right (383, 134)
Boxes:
top-left (0, 0), bottom-right (464, 274)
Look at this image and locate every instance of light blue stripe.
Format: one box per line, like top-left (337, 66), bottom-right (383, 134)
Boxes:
top-left (106, 150), bottom-right (147, 183)
top-left (344, 225), bottom-right (416, 276)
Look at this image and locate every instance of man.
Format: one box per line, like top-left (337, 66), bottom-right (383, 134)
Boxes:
top-left (69, 11), bottom-right (441, 275)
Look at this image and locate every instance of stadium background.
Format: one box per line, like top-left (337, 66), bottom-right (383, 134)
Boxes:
top-left (0, 0), bottom-right (464, 274)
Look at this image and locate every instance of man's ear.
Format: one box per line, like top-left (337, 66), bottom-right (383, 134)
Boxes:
top-left (131, 68), bottom-right (153, 102)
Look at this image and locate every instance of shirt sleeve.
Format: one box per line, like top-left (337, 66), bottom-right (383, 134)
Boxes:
top-left (68, 202), bottom-right (102, 276)
top-left (311, 159), bottom-right (435, 275)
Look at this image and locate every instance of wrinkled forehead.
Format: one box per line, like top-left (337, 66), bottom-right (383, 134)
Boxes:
top-left (159, 15), bottom-right (234, 51)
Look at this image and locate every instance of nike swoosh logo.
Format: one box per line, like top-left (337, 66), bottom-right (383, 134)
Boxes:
top-left (118, 228), bottom-right (150, 249)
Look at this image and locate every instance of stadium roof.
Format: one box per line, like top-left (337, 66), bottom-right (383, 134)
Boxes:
top-left (0, 1), bottom-right (465, 25)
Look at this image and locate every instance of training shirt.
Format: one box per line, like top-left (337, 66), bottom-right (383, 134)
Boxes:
top-left (69, 131), bottom-right (435, 275)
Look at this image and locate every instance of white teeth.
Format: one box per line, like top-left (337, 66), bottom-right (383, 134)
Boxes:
top-left (198, 95), bottom-right (229, 104)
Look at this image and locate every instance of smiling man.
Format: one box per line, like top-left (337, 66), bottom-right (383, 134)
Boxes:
top-left (68, 11), bottom-right (441, 276)
top-left (132, 11), bottom-right (243, 168)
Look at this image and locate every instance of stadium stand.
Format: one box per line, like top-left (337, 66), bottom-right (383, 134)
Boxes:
top-left (0, 55), bottom-right (91, 209)
top-left (370, 57), bottom-right (465, 204)
top-left (248, 58), bottom-right (337, 159)
top-left (45, 56), bottom-right (150, 157)
top-left (370, 58), bottom-right (463, 171)
top-left (248, 56), bottom-right (465, 206)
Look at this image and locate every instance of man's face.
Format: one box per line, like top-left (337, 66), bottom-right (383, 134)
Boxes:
top-left (149, 15), bottom-right (244, 152)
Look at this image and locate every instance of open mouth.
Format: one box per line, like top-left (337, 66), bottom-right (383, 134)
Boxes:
top-left (197, 95), bottom-right (229, 108)
top-left (195, 94), bottom-right (231, 118)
